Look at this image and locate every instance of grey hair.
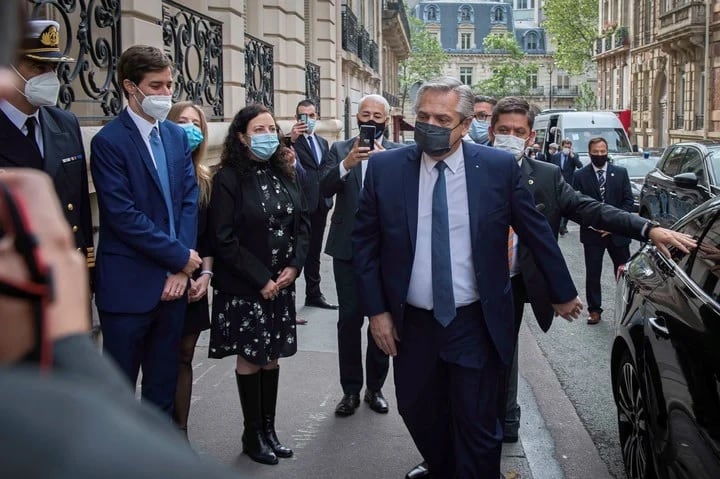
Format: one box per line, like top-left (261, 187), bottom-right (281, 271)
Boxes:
top-left (413, 77), bottom-right (474, 120)
top-left (359, 94), bottom-right (391, 117)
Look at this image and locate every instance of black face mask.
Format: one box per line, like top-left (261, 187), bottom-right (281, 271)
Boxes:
top-left (590, 154), bottom-right (608, 168)
top-left (358, 119), bottom-right (386, 139)
top-left (414, 121), bottom-right (462, 157)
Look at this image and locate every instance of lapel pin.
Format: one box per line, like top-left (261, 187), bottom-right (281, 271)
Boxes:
top-left (611, 173), bottom-right (615, 177)
top-left (528, 179), bottom-right (534, 185)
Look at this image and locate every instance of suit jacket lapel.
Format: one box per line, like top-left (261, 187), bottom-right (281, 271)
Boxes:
top-left (39, 108), bottom-right (69, 178)
top-left (404, 147), bottom-right (421, 255)
top-left (0, 110), bottom-right (37, 167)
top-left (463, 143), bottom-right (484, 247)
top-left (120, 110), bottom-right (164, 196)
top-left (298, 136), bottom-right (318, 169)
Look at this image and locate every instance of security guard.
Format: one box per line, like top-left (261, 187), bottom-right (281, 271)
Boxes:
top-left (0, 19), bottom-right (94, 277)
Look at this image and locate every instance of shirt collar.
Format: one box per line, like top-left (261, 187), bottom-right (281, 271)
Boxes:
top-left (126, 106), bottom-right (158, 139)
top-left (0, 100), bottom-right (40, 132)
top-left (592, 163), bottom-right (606, 173)
top-left (421, 143), bottom-right (463, 174)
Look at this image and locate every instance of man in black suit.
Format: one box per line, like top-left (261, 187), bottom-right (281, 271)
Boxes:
top-left (0, 19), bottom-right (94, 276)
top-left (320, 94), bottom-right (403, 417)
top-left (291, 99), bottom-right (337, 310)
top-left (573, 137), bottom-right (634, 325)
top-left (551, 138), bottom-right (583, 235)
top-left (404, 97), bottom-right (694, 479)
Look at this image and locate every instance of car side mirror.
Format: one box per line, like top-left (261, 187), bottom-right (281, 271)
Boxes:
top-left (673, 172), bottom-right (699, 188)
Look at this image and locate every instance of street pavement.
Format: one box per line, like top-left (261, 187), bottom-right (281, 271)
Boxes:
top-left (185, 223), bottom-right (621, 479)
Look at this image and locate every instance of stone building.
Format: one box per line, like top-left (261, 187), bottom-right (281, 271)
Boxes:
top-left (413, 0), bottom-right (592, 110)
top-left (596, 0), bottom-right (720, 148)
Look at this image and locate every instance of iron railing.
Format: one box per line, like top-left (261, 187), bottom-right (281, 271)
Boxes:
top-left (305, 61), bottom-right (321, 117)
top-left (162, 0), bottom-right (223, 119)
top-left (244, 34), bottom-right (274, 112)
top-left (383, 90), bottom-right (400, 107)
top-left (341, 6), bottom-right (359, 55)
top-left (552, 86), bottom-right (579, 96)
top-left (383, 0), bottom-right (410, 40)
top-left (28, 0), bottom-right (122, 122)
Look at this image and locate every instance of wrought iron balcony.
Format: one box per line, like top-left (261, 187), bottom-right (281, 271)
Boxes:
top-left (28, 0), bottom-right (122, 122)
top-left (383, 90), bottom-right (400, 108)
top-left (245, 34), bottom-right (274, 112)
top-left (162, 0), bottom-right (224, 119)
top-left (382, 0), bottom-right (411, 59)
top-left (305, 61), bottom-right (321, 117)
top-left (658, 0), bottom-right (706, 41)
top-left (527, 86), bottom-right (545, 96)
top-left (552, 86), bottom-right (579, 97)
top-left (614, 26), bottom-right (629, 48)
top-left (595, 38), bottom-right (603, 54)
top-left (342, 5), bottom-right (359, 55)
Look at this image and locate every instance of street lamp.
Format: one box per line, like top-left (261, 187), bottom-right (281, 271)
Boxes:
top-left (547, 61), bottom-right (555, 109)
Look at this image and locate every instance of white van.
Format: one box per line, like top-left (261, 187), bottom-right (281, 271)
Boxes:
top-left (533, 111), bottom-right (634, 164)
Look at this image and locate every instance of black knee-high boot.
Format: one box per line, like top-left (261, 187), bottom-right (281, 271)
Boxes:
top-left (260, 367), bottom-right (293, 458)
top-left (235, 371), bottom-right (278, 465)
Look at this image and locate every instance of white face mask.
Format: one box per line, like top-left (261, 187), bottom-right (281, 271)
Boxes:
top-left (562, 147), bottom-right (571, 155)
top-left (133, 83), bottom-right (172, 122)
top-left (493, 134), bottom-right (528, 159)
top-left (13, 67), bottom-right (60, 107)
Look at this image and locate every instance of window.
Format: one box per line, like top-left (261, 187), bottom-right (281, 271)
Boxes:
top-left (557, 74), bottom-right (570, 89)
top-left (527, 72), bottom-right (538, 89)
top-left (425, 5), bottom-right (439, 22)
top-left (679, 147), bottom-right (706, 184)
top-left (460, 33), bottom-right (472, 49)
top-left (660, 146), bottom-right (687, 177)
top-left (526, 32), bottom-right (538, 50)
top-left (492, 6), bottom-right (505, 23)
top-left (460, 67), bottom-right (473, 86)
top-left (458, 5), bottom-right (473, 23)
top-left (688, 210), bottom-right (720, 300)
top-left (516, 0), bottom-right (532, 8)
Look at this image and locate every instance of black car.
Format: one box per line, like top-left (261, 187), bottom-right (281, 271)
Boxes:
top-left (611, 154), bottom-right (660, 212)
top-left (612, 196), bottom-right (720, 479)
top-left (639, 141), bottom-right (720, 227)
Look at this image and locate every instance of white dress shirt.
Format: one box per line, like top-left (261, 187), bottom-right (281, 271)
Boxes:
top-left (508, 157), bottom-right (522, 277)
top-left (127, 106), bottom-right (160, 168)
top-left (0, 100), bottom-right (44, 157)
top-left (406, 147), bottom-right (479, 310)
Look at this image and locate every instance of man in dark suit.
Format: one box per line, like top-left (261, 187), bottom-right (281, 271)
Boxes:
top-left (320, 94), bottom-right (403, 418)
top-left (290, 99), bottom-right (336, 310)
top-left (353, 78), bottom-right (583, 478)
top-left (91, 45), bottom-right (201, 414)
top-left (551, 138), bottom-right (583, 235)
top-left (573, 137), bottom-right (634, 325)
top-left (0, 20), bottom-right (94, 276)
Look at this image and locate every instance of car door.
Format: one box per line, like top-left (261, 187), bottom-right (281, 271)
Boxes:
top-left (640, 209), bottom-right (720, 476)
top-left (642, 145), bottom-right (684, 226)
top-left (669, 146), bottom-right (712, 223)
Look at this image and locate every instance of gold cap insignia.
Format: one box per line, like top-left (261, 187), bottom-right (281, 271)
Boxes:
top-left (40, 25), bottom-right (59, 48)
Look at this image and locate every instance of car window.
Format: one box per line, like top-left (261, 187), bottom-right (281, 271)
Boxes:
top-left (660, 146), bottom-right (686, 177)
top-left (564, 128), bottom-right (632, 154)
top-left (708, 148), bottom-right (720, 181)
top-left (689, 212), bottom-right (720, 301)
top-left (611, 157), bottom-right (657, 177)
top-left (672, 213), bottom-right (709, 269)
top-left (679, 147), bottom-right (706, 184)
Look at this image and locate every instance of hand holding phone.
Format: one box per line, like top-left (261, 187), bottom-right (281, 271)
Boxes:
top-left (359, 125), bottom-right (375, 150)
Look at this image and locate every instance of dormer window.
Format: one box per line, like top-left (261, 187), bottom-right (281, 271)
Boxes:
top-left (526, 31), bottom-right (538, 50)
top-left (491, 6), bottom-right (505, 23)
top-left (458, 5), bottom-right (473, 23)
top-left (425, 4), bottom-right (439, 22)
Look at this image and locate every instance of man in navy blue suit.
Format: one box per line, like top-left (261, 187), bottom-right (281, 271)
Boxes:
top-left (91, 45), bottom-right (201, 414)
top-left (352, 77), bottom-right (583, 478)
top-left (573, 137), bottom-right (634, 325)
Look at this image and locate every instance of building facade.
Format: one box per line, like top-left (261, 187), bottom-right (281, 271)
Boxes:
top-left (413, 0), bottom-right (592, 110)
top-left (596, 0), bottom-right (720, 149)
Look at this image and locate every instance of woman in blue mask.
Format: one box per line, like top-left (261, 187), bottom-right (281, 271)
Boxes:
top-left (208, 104), bottom-right (310, 465)
top-left (167, 102), bottom-right (213, 437)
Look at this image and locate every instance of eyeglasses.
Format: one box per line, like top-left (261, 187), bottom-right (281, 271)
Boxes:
top-left (474, 113), bottom-right (491, 121)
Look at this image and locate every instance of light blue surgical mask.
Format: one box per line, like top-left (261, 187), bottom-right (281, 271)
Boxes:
top-left (249, 133), bottom-right (280, 161)
top-left (468, 119), bottom-right (489, 144)
top-left (179, 123), bottom-right (204, 152)
top-left (305, 118), bottom-right (317, 134)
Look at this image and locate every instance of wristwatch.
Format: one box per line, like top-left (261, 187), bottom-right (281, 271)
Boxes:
top-left (644, 220), bottom-right (661, 239)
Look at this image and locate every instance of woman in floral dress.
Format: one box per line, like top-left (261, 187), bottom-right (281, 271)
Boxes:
top-left (208, 104), bottom-right (310, 465)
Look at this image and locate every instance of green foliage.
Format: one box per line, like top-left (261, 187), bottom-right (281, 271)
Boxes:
top-left (543, 0), bottom-right (598, 74)
top-left (475, 32), bottom-right (537, 98)
top-left (575, 82), bottom-right (597, 110)
top-left (399, 14), bottom-right (448, 110)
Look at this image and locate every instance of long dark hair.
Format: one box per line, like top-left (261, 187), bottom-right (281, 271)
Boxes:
top-left (220, 104), bottom-right (294, 179)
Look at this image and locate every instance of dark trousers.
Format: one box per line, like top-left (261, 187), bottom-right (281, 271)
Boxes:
top-left (100, 299), bottom-right (186, 414)
top-left (395, 303), bottom-right (505, 479)
top-left (503, 274), bottom-right (526, 438)
top-left (583, 241), bottom-right (630, 313)
top-left (333, 258), bottom-right (389, 394)
top-left (304, 206), bottom-right (330, 299)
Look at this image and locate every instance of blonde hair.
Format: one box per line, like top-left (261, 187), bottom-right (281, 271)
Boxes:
top-left (168, 101), bottom-right (213, 207)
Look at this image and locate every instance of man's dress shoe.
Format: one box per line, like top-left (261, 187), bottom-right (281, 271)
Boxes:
top-left (334, 394), bottom-right (360, 416)
top-left (305, 295), bottom-right (338, 310)
top-left (364, 389), bottom-right (389, 414)
top-left (406, 461), bottom-right (430, 479)
top-left (587, 311), bottom-right (601, 325)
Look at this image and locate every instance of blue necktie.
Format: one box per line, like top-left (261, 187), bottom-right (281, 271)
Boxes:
top-left (150, 127), bottom-right (176, 239)
top-left (307, 136), bottom-right (320, 165)
top-left (431, 161), bottom-right (455, 326)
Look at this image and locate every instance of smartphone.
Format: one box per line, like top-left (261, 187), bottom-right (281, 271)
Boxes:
top-left (283, 135), bottom-right (293, 148)
top-left (299, 113), bottom-right (308, 124)
top-left (359, 125), bottom-right (375, 150)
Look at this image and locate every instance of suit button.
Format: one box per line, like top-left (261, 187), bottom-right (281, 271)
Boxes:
top-left (72, 225), bottom-right (78, 233)
top-left (67, 203), bottom-right (74, 211)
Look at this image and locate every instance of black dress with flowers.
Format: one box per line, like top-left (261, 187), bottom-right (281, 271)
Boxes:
top-left (208, 162), bottom-right (309, 366)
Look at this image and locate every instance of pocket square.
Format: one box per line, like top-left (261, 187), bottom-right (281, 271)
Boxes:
top-left (536, 203), bottom-right (546, 212)
top-left (61, 154), bottom-right (82, 163)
